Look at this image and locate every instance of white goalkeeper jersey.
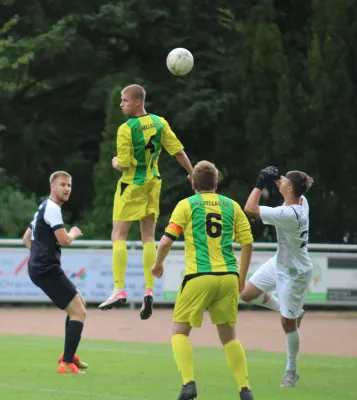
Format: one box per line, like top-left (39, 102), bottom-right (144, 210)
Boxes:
top-left (259, 196), bottom-right (313, 274)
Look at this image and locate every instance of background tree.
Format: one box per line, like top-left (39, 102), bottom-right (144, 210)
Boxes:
top-left (1, 0), bottom-right (357, 242)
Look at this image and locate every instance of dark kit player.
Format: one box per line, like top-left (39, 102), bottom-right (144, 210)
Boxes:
top-left (22, 171), bottom-right (87, 374)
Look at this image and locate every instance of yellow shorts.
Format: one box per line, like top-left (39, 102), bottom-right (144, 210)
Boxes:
top-left (173, 274), bottom-right (239, 328)
top-left (113, 177), bottom-right (162, 222)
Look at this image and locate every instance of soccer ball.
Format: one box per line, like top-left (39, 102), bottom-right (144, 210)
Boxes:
top-left (166, 48), bottom-right (194, 76)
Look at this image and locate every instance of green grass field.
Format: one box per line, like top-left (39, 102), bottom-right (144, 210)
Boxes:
top-left (0, 334), bottom-right (355, 400)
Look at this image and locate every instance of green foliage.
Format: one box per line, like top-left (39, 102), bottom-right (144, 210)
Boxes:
top-left (1, 0), bottom-right (357, 242)
top-left (86, 86), bottom-right (125, 238)
top-left (0, 169), bottom-right (37, 238)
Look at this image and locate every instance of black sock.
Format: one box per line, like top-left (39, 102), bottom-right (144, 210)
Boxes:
top-left (63, 320), bottom-right (84, 363)
top-left (65, 315), bottom-right (70, 332)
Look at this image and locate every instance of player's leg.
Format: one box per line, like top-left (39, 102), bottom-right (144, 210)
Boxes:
top-left (99, 220), bottom-right (132, 309)
top-left (172, 322), bottom-right (196, 400)
top-left (138, 177), bottom-right (161, 320)
top-left (139, 213), bottom-right (156, 320)
top-left (59, 290), bottom-right (89, 370)
top-left (100, 181), bottom-right (150, 310)
top-left (172, 275), bottom-right (215, 399)
top-left (209, 274), bottom-right (254, 400)
top-left (99, 180), bottom-right (134, 309)
top-left (240, 258), bottom-right (280, 312)
top-left (277, 269), bottom-right (312, 387)
top-left (31, 269), bottom-right (87, 374)
top-left (59, 293), bottom-right (87, 374)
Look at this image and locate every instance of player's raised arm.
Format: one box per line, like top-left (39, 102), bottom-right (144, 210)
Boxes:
top-left (44, 200), bottom-right (83, 246)
top-left (244, 166), bottom-right (280, 217)
top-left (160, 118), bottom-right (193, 177)
top-left (55, 226), bottom-right (83, 246)
top-left (175, 150), bottom-right (193, 178)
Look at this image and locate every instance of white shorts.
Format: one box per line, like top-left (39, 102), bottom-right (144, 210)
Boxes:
top-left (249, 258), bottom-right (312, 319)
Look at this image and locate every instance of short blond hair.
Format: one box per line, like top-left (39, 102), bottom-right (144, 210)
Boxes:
top-left (49, 171), bottom-right (72, 184)
top-left (192, 161), bottom-right (218, 191)
top-left (122, 84), bottom-right (146, 101)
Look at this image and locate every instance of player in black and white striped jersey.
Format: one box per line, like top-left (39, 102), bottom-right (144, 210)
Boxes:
top-left (22, 171), bottom-right (87, 374)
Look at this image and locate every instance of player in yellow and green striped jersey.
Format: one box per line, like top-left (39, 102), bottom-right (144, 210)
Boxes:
top-left (99, 84), bottom-right (193, 320)
top-left (152, 161), bottom-right (255, 400)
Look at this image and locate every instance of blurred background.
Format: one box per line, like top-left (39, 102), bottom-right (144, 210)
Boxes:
top-left (2, 0), bottom-right (357, 243)
top-left (1, 0), bottom-right (357, 308)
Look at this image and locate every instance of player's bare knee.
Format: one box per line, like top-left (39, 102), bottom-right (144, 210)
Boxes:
top-left (112, 221), bottom-right (131, 242)
top-left (69, 306), bottom-right (87, 322)
top-left (216, 324), bottom-right (236, 346)
top-left (239, 291), bottom-right (252, 303)
top-left (66, 294), bottom-right (87, 322)
top-left (281, 316), bottom-right (297, 333)
top-left (172, 322), bottom-right (191, 336)
top-left (78, 292), bottom-right (86, 307)
top-left (140, 216), bottom-right (156, 243)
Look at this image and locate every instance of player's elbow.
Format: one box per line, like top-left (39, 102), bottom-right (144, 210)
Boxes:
top-left (160, 235), bottom-right (174, 248)
top-left (62, 237), bottom-right (73, 246)
top-left (57, 235), bottom-right (72, 246)
top-left (174, 149), bottom-right (185, 158)
top-left (22, 237), bottom-right (30, 248)
top-left (242, 242), bottom-right (253, 250)
top-left (244, 205), bottom-right (259, 218)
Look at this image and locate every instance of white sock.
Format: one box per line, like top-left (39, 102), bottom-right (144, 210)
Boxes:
top-left (113, 288), bottom-right (124, 294)
top-left (286, 330), bottom-right (300, 371)
top-left (242, 293), bottom-right (280, 312)
top-left (263, 295), bottom-right (280, 312)
top-left (242, 293), bottom-right (264, 305)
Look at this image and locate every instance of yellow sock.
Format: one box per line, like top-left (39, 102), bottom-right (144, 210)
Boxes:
top-left (143, 242), bottom-right (156, 289)
top-left (112, 240), bottom-right (127, 289)
top-left (224, 339), bottom-right (250, 391)
top-left (172, 334), bottom-right (194, 385)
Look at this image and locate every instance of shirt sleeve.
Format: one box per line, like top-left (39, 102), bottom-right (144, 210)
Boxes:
top-left (234, 202), bottom-right (253, 247)
top-left (117, 124), bottom-right (132, 167)
top-left (44, 204), bottom-right (65, 231)
top-left (164, 200), bottom-right (188, 240)
top-left (160, 117), bottom-right (184, 156)
top-left (301, 195), bottom-right (309, 214)
top-left (259, 205), bottom-right (297, 227)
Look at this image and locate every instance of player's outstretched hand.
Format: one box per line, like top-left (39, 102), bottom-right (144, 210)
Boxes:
top-left (69, 226), bottom-right (83, 239)
top-left (151, 263), bottom-right (164, 278)
top-left (255, 166), bottom-right (280, 190)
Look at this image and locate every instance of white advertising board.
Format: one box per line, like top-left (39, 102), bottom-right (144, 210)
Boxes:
top-left (0, 248), bottom-right (356, 305)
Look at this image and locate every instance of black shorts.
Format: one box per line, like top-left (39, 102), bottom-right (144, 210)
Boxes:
top-left (30, 267), bottom-right (78, 310)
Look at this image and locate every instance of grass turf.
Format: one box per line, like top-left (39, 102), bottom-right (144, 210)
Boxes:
top-left (0, 334), bottom-right (355, 400)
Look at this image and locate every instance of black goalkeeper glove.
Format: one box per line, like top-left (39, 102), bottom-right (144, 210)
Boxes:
top-left (255, 166), bottom-right (280, 190)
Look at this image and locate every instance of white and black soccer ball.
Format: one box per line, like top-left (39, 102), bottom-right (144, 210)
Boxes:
top-left (166, 48), bottom-right (194, 76)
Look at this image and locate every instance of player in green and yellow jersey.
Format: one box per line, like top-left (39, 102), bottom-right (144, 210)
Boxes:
top-left (99, 84), bottom-right (193, 319)
top-left (152, 161), bottom-right (255, 400)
